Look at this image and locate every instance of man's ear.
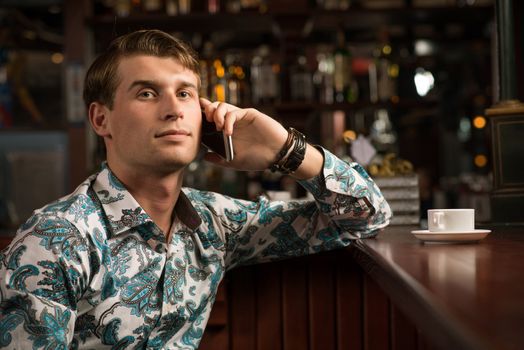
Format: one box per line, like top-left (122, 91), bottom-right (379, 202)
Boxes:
top-left (88, 102), bottom-right (111, 138)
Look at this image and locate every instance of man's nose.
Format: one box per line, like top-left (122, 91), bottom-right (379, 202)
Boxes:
top-left (161, 93), bottom-right (183, 120)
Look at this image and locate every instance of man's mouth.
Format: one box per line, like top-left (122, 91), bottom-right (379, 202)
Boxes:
top-left (155, 129), bottom-right (190, 138)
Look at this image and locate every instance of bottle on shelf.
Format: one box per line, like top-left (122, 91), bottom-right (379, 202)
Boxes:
top-left (250, 45), bottom-right (280, 105)
top-left (113, 0), bottom-right (132, 16)
top-left (318, 0), bottom-right (351, 10)
top-left (142, 0), bottom-right (165, 13)
top-left (370, 108), bottom-right (398, 153)
top-left (199, 59), bottom-right (210, 98)
top-left (339, 0), bottom-right (351, 9)
top-left (165, 0), bottom-right (178, 14)
top-left (240, 0), bottom-right (266, 12)
top-left (290, 53), bottom-right (313, 102)
top-left (225, 53), bottom-right (239, 105)
top-left (313, 49), bottom-right (335, 104)
top-left (0, 49), bottom-right (13, 128)
top-left (225, 0), bottom-right (241, 12)
top-left (200, 41), bottom-right (227, 101)
top-left (212, 58), bottom-right (227, 102)
top-left (225, 53), bottom-right (249, 105)
top-left (371, 28), bottom-right (399, 103)
top-left (208, 0), bottom-right (220, 13)
top-left (199, 41), bottom-right (212, 98)
top-left (333, 29), bottom-right (357, 103)
top-left (130, 0), bottom-right (143, 14)
top-left (178, 0), bottom-right (192, 14)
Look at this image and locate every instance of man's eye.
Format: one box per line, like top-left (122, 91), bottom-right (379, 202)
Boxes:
top-left (139, 91), bottom-right (155, 98)
top-left (178, 91), bottom-right (191, 98)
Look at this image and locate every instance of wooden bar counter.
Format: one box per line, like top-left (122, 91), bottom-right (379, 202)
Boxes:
top-left (2, 226), bottom-right (523, 350)
top-left (350, 225), bottom-right (524, 350)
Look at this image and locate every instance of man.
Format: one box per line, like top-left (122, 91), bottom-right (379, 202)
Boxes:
top-left (0, 30), bottom-right (391, 349)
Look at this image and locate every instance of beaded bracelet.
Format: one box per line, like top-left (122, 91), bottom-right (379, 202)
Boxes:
top-left (270, 127), bottom-right (307, 174)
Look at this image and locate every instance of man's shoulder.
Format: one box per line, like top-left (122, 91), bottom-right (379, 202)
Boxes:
top-left (183, 187), bottom-right (221, 204)
top-left (40, 177), bottom-right (96, 214)
top-left (17, 174), bottom-right (102, 238)
top-left (182, 187), bottom-right (259, 216)
top-left (183, 187), bottom-right (240, 208)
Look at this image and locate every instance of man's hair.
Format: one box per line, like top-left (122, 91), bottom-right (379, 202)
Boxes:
top-left (83, 29), bottom-right (200, 110)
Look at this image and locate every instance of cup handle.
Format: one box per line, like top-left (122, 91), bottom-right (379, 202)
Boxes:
top-left (432, 212), bottom-right (445, 230)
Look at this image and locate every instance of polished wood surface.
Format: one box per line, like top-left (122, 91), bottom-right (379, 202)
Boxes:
top-left (351, 225), bottom-right (524, 350)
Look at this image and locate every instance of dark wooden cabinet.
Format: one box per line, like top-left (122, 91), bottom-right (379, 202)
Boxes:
top-left (202, 249), bottom-right (433, 350)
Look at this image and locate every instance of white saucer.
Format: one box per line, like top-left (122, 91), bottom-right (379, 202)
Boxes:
top-left (410, 229), bottom-right (491, 243)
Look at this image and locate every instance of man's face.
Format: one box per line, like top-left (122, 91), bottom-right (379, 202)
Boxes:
top-left (103, 55), bottom-right (201, 173)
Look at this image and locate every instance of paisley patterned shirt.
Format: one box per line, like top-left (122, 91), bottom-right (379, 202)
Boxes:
top-left (0, 148), bottom-right (391, 349)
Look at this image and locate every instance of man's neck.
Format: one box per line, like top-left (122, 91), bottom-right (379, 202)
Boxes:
top-left (107, 161), bottom-right (185, 239)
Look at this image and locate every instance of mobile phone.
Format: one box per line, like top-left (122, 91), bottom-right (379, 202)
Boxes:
top-left (201, 112), bottom-right (234, 162)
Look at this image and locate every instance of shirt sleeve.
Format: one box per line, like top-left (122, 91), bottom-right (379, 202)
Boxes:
top-left (223, 147), bottom-right (392, 270)
top-left (0, 214), bottom-right (91, 349)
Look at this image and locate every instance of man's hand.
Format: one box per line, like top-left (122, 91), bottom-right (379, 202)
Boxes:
top-left (200, 98), bottom-right (323, 180)
top-left (200, 98), bottom-right (288, 171)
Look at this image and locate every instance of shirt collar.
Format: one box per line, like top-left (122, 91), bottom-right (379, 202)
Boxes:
top-left (176, 189), bottom-right (202, 230)
top-left (92, 163), bottom-right (202, 235)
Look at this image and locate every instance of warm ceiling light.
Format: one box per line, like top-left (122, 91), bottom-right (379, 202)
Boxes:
top-left (474, 154), bottom-right (488, 168)
top-left (343, 129), bottom-right (357, 143)
top-left (473, 115), bottom-right (487, 129)
top-left (51, 53), bottom-right (64, 64)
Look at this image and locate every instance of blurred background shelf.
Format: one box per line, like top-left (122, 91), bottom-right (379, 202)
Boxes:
top-left (0, 0), bottom-right (504, 227)
top-left (86, 6), bottom-right (494, 48)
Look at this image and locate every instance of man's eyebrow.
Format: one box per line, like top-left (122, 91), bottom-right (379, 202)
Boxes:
top-left (127, 80), bottom-right (159, 92)
top-left (178, 81), bottom-right (199, 91)
top-left (127, 80), bottom-right (198, 92)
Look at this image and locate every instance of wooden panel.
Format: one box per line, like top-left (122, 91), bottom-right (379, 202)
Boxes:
top-left (224, 243), bottom-right (425, 350)
top-left (363, 274), bottom-right (390, 350)
top-left (199, 327), bottom-right (228, 350)
top-left (308, 253), bottom-right (336, 350)
top-left (229, 266), bottom-right (257, 350)
top-left (256, 263), bottom-right (283, 350)
top-left (282, 257), bottom-right (309, 350)
top-left (390, 303), bottom-right (417, 350)
top-left (336, 251), bottom-right (364, 350)
top-left (201, 282), bottom-right (228, 349)
top-left (207, 283), bottom-right (228, 327)
top-left (417, 329), bottom-right (436, 350)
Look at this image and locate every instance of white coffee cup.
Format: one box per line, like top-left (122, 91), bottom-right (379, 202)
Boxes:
top-left (427, 209), bottom-right (475, 232)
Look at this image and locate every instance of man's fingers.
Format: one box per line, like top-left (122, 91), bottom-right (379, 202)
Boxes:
top-left (199, 98), bottom-right (212, 121)
top-left (214, 102), bottom-right (230, 130)
top-left (200, 99), bottom-right (244, 133)
top-left (199, 97), bottom-right (212, 109)
top-left (201, 98), bottom-right (219, 122)
top-left (223, 110), bottom-right (245, 136)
